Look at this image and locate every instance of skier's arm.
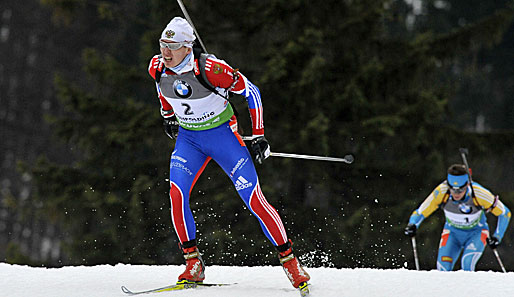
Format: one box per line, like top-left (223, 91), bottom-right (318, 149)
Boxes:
top-left (204, 57), bottom-right (264, 136)
top-left (492, 201), bottom-right (511, 241)
top-left (408, 183), bottom-right (447, 228)
top-left (473, 185), bottom-right (511, 241)
top-left (148, 55), bottom-right (175, 119)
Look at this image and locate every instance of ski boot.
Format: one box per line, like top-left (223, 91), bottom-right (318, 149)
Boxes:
top-left (277, 240), bottom-right (310, 296)
top-left (177, 240), bottom-right (205, 284)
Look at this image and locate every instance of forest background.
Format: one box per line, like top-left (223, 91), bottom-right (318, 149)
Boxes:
top-left (1, 0), bottom-right (514, 271)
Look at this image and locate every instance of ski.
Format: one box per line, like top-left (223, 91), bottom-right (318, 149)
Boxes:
top-left (121, 280), bottom-right (232, 295)
top-left (298, 282), bottom-right (310, 296)
top-left (122, 280), bottom-right (308, 296)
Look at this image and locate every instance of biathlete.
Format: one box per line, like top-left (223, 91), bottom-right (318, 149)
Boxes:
top-left (148, 17), bottom-right (310, 291)
top-left (405, 164), bottom-right (510, 271)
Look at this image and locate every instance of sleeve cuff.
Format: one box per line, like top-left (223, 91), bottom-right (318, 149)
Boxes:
top-left (161, 108), bottom-right (175, 118)
top-left (252, 128), bottom-right (264, 137)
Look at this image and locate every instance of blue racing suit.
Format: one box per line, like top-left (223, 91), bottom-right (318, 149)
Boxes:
top-left (408, 181), bottom-right (511, 271)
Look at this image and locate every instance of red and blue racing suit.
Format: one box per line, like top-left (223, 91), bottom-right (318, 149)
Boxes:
top-left (148, 52), bottom-right (288, 247)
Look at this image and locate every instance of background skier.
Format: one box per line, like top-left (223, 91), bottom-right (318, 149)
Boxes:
top-left (404, 164), bottom-right (511, 271)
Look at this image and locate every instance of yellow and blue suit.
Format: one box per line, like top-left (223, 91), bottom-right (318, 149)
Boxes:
top-left (408, 181), bottom-right (510, 271)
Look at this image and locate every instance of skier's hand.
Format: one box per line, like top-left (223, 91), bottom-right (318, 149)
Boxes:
top-left (404, 223), bottom-right (417, 237)
top-left (164, 116), bottom-right (179, 139)
top-left (487, 236), bottom-right (500, 249)
top-left (251, 136), bottom-right (270, 164)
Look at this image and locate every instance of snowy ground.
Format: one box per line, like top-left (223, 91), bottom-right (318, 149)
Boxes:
top-left (1, 263), bottom-right (514, 297)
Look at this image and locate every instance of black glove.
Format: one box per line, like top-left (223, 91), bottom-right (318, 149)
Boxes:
top-left (487, 236), bottom-right (500, 249)
top-left (163, 116), bottom-right (179, 139)
top-left (251, 136), bottom-right (270, 164)
top-left (404, 223), bottom-right (417, 237)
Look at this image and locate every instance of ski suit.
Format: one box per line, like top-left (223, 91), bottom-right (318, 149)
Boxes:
top-left (148, 52), bottom-right (288, 247)
top-left (408, 181), bottom-right (511, 271)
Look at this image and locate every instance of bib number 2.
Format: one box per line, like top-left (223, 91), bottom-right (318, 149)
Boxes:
top-left (182, 103), bottom-right (193, 115)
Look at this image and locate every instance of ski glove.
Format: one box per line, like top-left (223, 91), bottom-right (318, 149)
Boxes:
top-left (251, 136), bottom-right (271, 164)
top-left (487, 236), bottom-right (500, 249)
top-left (404, 223), bottom-right (417, 237)
top-left (163, 116), bottom-right (179, 139)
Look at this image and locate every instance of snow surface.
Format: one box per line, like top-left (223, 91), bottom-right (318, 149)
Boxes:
top-left (1, 263), bottom-right (514, 297)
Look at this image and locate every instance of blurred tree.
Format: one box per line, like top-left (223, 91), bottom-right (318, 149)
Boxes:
top-left (412, 0), bottom-right (514, 131)
top-left (0, 0), bottom-right (85, 264)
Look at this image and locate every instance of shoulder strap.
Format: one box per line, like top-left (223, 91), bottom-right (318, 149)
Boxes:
top-left (469, 183), bottom-right (499, 212)
top-left (472, 196), bottom-right (482, 209)
top-left (193, 48), bottom-right (239, 117)
top-left (193, 48), bottom-right (219, 94)
top-left (469, 183), bottom-right (484, 210)
top-left (155, 55), bottom-right (163, 83)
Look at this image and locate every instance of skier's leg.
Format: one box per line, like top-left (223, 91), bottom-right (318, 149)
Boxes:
top-left (168, 135), bottom-right (210, 244)
top-left (436, 228), bottom-right (462, 271)
top-left (461, 229), bottom-right (487, 271)
top-left (168, 132), bottom-right (210, 282)
top-left (205, 120), bottom-right (309, 289)
top-left (206, 121), bottom-right (287, 246)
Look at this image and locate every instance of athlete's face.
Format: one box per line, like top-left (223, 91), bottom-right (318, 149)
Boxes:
top-left (450, 188), bottom-right (467, 201)
top-left (159, 40), bottom-right (192, 68)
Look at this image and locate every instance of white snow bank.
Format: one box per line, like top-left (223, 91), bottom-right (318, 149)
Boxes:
top-left (1, 263), bottom-right (513, 297)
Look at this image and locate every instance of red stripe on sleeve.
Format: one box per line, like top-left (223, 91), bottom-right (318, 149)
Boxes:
top-left (249, 108), bottom-right (264, 136)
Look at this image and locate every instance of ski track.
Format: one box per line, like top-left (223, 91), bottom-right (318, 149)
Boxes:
top-left (1, 263), bottom-right (514, 297)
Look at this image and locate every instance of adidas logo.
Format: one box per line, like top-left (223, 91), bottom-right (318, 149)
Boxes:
top-left (235, 176), bottom-right (253, 191)
top-left (467, 243), bottom-right (477, 251)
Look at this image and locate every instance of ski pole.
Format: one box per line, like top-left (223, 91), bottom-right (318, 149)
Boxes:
top-left (176, 0), bottom-right (208, 53)
top-left (269, 152), bottom-right (354, 163)
top-left (491, 247), bottom-right (507, 273)
top-left (241, 136), bottom-right (354, 164)
top-left (411, 236), bottom-right (420, 271)
top-left (461, 148), bottom-right (507, 272)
